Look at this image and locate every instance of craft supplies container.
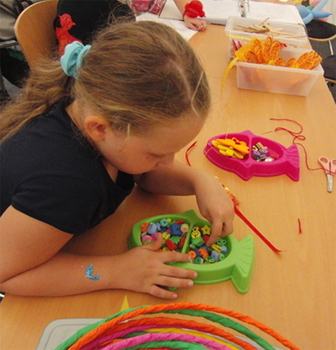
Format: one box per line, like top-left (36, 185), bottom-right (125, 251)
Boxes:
top-left (225, 16), bottom-right (308, 61)
top-left (235, 47), bottom-right (324, 96)
top-left (128, 210), bottom-right (255, 293)
top-left (204, 130), bottom-right (300, 181)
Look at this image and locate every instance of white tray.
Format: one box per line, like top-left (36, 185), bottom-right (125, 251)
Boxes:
top-left (35, 318), bottom-right (102, 350)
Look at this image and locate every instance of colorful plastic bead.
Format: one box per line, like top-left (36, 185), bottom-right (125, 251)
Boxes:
top-left (201, 225), bottom-right (211, 235)
top-left (141, 235), bottom-right (153, 244)
top-left (141, 222), bottom-right (149, 233)
top-left (192, 237), bottom-right (204, 247)
top-left (198, 248), bottom-right (209, 259)
top-left (160, 218), bottom-right (168, 227)
top-left (178, 234), bottom-right (186, 249)
top-left (162, 232), bottom-right (171, 240)
top-left (188, 250), bottom-right (197, 259)
top-left (211, 250), bottom-right (221, 262)
top-left (180, 223), bottom-right (189, 233)
top-left (194, 257), bottom-right (204, 264)
top-left (211, 244), bottom-right (222, 253)
top-left (170, 236), bottom-right (181, 244)
top-left (220, 246), bottom-right (228, 254)
top-left (171, 223), bottom-right (183, 236)
top-left (148, 223), bottom-right (158, 235)
top-left (216, 238), bottom-right (227, 246)
top-left (191, 229), bottom-right (201, 239)
top-left (165, 239), bottom-right (177, 251)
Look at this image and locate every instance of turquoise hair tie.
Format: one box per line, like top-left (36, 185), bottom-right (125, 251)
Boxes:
top-left (60, 41), bottom-right (92, 78)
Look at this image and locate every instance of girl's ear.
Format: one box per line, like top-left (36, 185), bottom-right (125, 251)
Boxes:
top-left (84, 116), bottom-right (110, 142)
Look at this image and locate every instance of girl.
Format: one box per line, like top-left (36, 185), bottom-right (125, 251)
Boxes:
top-left (0, 21), bottom-right (234, 299)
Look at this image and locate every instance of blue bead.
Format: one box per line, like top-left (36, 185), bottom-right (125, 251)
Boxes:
top-left (211, 250), bottom-right (220, 262)
top-left (220, 246), bottom-right (228, 254)
top-left (148, 223), bottom-right (157, 235)
top-left (171, 223), bottom-right (183, 236)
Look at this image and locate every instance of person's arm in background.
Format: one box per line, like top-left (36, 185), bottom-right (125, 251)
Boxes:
top-left (173, 0), bottom-right (207, 31)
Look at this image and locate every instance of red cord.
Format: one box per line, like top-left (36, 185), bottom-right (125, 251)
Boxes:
top-left (297, 218), bottom-right (302, 234)
top-left (270, 118), bottom-right (326, 172)
top-left (234, 206), bottom-right (283, 252)
top-left (185, 141), bottom-right (198, 166)
top-left (184, 141), bottom-right (283, 253)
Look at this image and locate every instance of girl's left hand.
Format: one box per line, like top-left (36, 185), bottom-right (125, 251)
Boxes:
top-left (194, 174), bottom-right (234, 246)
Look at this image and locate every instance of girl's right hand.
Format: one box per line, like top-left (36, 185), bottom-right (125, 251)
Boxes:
top-left (118, 234), bottom-right (197, 299)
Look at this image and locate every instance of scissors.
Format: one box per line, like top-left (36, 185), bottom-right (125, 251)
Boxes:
top-left (318, 156), bottom-right (336, 193)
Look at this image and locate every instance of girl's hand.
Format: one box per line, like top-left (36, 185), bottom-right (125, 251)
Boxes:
top-left (183, 16), bottom-right (207, 31)
top-left (119, 234), bottom-right (197, 299)
top-left (194, 175), bottom-right (234, 246)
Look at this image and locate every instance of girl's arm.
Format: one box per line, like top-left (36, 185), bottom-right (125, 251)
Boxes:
top-left (173, 0), bottom-right (207, 31)
top-left (135, 160), bottom-right (234, 246)
top-left (0, 206), bottom-right (196, 298)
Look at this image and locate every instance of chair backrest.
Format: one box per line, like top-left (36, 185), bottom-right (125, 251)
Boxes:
top-left (14, 0), bottom-right (59, 70)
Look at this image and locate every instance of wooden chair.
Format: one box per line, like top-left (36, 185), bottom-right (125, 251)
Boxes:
top-left (321, 55), bottom-right (336, 85)
top-left (14, 0), bottom-right (59, 70)
top-left (306, 20), bottom-right (336, 87)
top-left (0, 39), bottom-right (19, 104)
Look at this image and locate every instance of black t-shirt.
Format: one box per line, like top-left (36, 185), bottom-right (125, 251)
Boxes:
top-left (0, 99), bottom-right (134, 234)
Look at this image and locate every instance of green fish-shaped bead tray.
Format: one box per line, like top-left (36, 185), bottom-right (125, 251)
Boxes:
top-left (128, 210), bottom-right (255, 294)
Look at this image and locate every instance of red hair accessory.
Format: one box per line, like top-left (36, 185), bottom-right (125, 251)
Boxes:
top-left (183, 0), bottom-right (205, 18)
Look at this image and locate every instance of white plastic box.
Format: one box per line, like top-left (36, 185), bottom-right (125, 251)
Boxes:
top-left (235, 47), bottom-right (324, 96)
top-left (225, 16), bottom-right (308, 61)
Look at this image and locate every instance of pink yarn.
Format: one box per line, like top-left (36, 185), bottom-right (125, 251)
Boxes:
top-left (98, 332), bottom-right (233, 350)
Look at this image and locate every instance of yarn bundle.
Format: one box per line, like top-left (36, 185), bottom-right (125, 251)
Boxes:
top-left (54, 303), bottom-right (301, 350)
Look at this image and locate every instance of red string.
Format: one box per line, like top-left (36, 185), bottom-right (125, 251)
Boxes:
top-left (184, 141), bottom-right (283, 253)
top-left (270, 118), bottom-right (327, 173)
top-left (297, 218), bottom-right (302, 234)
top-left (234, 206), bottom-right (283, 252)
top-left (185, 141), bottom-right (198, 166)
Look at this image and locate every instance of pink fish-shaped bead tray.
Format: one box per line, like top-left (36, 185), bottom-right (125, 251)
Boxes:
top-left (204, 130), bottom-right (300, 181)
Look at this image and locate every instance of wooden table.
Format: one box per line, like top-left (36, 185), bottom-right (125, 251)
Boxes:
top-left (1, 25), bottom-right (335, 350)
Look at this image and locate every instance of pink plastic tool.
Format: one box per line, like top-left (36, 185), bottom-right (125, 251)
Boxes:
top-left (318, 156), bottom-right (336, 193)
top-left (204, 130), bottom-right (300, 181)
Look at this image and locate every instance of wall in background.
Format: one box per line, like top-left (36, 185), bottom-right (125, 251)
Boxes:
top-left (325, 0), bottom-right (336, 25)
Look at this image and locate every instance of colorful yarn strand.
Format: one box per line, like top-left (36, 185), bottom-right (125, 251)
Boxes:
top-left (99, 332), bottom-right (230, 350)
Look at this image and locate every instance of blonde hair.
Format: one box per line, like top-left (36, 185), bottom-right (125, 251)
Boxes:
top-left (0, 21), bottom-right (210, 142)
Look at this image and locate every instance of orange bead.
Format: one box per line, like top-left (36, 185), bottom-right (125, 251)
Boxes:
top-left (199, 248), bottom-right (209, 259)
top-left (188, 251), bottom-right (197, 259)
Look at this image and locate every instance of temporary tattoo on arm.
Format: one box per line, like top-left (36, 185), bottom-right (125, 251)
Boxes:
top-left (85, 264), bottom-right (100, 280)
